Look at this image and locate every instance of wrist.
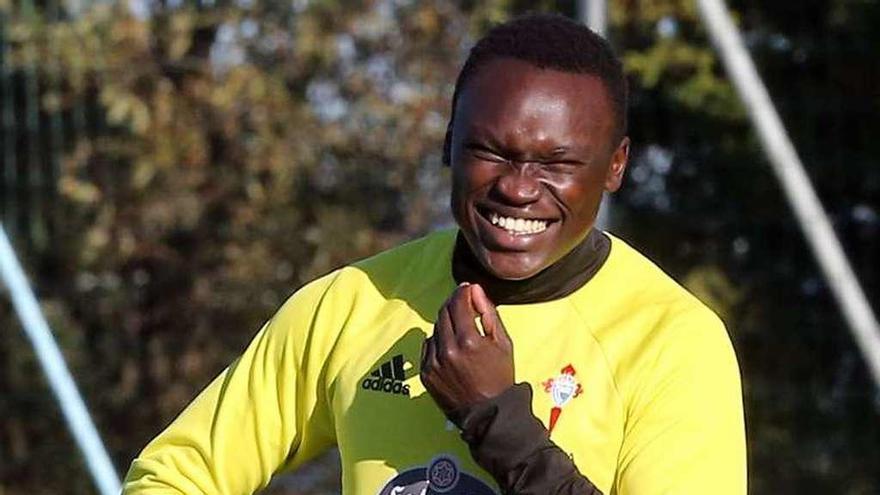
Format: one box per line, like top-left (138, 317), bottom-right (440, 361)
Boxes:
top-left (450, 383), bottom-right (551, 476)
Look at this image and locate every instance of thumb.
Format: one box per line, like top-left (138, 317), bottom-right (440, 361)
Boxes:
top-left (470, 284), bottom-right (511, 344)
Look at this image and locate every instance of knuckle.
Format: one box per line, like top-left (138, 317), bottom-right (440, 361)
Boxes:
top-left (459, 337), bottom-right (479, 351)
top-left (439, 347), bottom-right (457, 362)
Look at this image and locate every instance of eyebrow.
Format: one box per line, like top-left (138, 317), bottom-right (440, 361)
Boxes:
top-left (463, 127), bottom-right (505, 148)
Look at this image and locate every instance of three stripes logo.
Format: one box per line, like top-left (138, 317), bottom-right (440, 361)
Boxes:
top-left (361, 354), bottom-right (410, 397)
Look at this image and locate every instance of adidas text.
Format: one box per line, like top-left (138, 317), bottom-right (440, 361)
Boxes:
top-left (361, 377), bottom-right (410, 396)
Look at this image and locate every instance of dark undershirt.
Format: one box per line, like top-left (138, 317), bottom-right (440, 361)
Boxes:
top-left (447, 229), bottom-right (608, 494)
top-left (451, 228), bottom-right (610, 305)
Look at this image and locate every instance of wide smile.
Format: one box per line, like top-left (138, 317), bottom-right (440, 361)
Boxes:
top-left (475, 205), bottom-right (560, 242)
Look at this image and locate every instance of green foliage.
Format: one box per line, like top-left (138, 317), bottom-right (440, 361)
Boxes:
top-left (614, 0), bottom-right (744, 120)
top-left (2, 0), bottom-right (879, 493)
top-left (2, 1), bottom-right (493, 492)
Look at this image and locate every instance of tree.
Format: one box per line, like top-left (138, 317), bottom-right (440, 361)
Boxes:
top-left (1, 0), bottom-right (878, 493)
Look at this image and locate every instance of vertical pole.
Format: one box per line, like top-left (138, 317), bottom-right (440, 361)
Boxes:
top-left (578, 0), bottom-right (607, 36)
top-left (1, 11), bottom-right (17, 239)
top-left (20, 0), bottom-right (47, 250)
top-left (696, 0), bottom-right (880, 390)
top-left (46, 0), bottom-right (65, 246)
top-left (578, 0), bottom-right (613, 230)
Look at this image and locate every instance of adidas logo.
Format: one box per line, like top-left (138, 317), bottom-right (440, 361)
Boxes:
top-left (361, 354), bottom-right (410, 396)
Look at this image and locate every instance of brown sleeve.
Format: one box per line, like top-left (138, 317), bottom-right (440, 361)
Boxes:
top-left (447, 383), bottom-right (603, 495)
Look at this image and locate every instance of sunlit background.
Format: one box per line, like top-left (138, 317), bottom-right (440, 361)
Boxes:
top-left (1, 0), bottom-right (878, 493)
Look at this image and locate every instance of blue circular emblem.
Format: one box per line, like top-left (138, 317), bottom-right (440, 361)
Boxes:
top-left (426, 455), bottom-right (459, 493)
top-left (377, 455), bottom-right (497, 495)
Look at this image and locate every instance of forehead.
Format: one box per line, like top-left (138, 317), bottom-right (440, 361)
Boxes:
top-left (454, 57), bottom-right (616, 143)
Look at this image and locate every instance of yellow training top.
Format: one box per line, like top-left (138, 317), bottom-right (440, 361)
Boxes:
top-left (123, 229), bottom-right (746, 494)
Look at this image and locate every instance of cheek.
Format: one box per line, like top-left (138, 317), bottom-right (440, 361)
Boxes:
top-left (451, 166), bottom-right (471, 192)
top-left (551, 177), bottom-right (603, 218)
top-left (453, 164), bottom-right (496, 197)
top-left (450, 167), bottom-right (481, 222)
top-left (572, 189), bottom-right (603, 218)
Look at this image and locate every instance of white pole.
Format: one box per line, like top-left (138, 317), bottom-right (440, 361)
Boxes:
top-left (578, 0), bottom-right (614, 230)
top-left (578, 0), bottom-right (607, 36)
top-left (0, 225), bottom-right (121, 495)
top-left (696, 0), bottom-right (880, 389)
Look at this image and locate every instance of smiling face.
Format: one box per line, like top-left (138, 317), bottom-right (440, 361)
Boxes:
top-left (449, 58), bottom-right (629, 280)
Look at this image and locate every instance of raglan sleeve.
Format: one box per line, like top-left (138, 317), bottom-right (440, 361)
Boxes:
top-left (122, 272), bottom-right (341, 495)
top-left (615, 307), bottom-right (747, 495)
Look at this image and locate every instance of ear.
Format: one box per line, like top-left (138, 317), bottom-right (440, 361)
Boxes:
top-left (442, 120), bottom-right (453, 166)
top-left (604, 136), bottom-right (630, 193)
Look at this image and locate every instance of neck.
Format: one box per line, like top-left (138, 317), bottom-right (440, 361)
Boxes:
top-left (452, 229), bottom-right (611, 305)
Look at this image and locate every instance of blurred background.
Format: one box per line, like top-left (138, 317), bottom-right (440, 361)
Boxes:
top-left (0, 0), bottom-right (878, 493)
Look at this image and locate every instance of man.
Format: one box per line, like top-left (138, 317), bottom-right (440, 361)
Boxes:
top-left (123, 13), bottom-right (746, 495)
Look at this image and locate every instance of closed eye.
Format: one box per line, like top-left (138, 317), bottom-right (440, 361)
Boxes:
top-left (542, 159), bottom-right (585, 166)
top-left (538, 159), bottom-right (587, 173)
top-left (465, 143), bottom-right (508, 163)
top-left (534, 160), bottom-right (586, 176)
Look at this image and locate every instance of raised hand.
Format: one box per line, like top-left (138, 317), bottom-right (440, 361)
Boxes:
top-left (420, 283), bottom-right (515, 415)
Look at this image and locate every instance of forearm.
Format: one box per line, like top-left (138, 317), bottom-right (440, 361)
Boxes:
top-left (449, 383), bottom-right (603, 495)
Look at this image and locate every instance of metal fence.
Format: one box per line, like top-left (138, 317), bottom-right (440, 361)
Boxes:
top-left (2, 0), bottom-right (112, 257)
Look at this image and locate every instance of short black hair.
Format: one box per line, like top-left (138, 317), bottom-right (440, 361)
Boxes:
top-left (443, 13), bottom-right (628, 165)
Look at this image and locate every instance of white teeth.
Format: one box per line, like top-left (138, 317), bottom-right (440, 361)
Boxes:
top-left (488, 212), bottom-right (548, 235)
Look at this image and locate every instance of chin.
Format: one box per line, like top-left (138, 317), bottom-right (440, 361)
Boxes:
top-left (482, 252), bottom-right (546, 281)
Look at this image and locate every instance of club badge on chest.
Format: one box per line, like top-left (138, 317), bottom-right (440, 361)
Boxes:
top-left (542, 364), bottom-right (583, 434)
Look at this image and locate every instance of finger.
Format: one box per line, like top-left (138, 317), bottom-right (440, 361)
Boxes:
top-left (469, 283), bottom-right (494, 316)
top-left (433, 304), bottom-right (456, 355)
top-left (429, 335), bottom-right (439, 365)
top-left (449, 284), bottom-right (481, 346)
top-left (420, 336), bottom-right (431, 370)
top-left (470, 284), bottom-right (511, 344)
top-left (421, 336), bottom-right (439, 388)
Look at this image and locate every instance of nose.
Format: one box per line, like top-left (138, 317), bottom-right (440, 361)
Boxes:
top-left (491, 162), bottom-right (542, 205)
